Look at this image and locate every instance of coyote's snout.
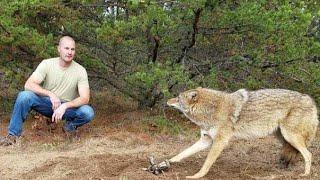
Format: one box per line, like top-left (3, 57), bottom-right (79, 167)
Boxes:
top-left (166, 87), bottom-right (318, 179)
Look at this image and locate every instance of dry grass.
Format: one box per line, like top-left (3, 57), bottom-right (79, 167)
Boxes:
top-left (0, 92), bottom-right (319, 179)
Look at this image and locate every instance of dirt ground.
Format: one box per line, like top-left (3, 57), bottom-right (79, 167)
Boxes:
top-left (0, 102), bottom-right (320, 180)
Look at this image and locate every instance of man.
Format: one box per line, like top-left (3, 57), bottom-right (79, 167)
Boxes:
top-left (0, 36), bottom-right (94, 146)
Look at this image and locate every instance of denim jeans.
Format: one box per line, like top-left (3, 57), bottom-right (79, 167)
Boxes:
top-left (8, 91), bottom-right (94, 136)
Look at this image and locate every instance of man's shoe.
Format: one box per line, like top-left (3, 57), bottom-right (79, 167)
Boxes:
top-left (62, 125), bottom-right (78, 142)
top-left (0, 134), bottom-right (18, 146)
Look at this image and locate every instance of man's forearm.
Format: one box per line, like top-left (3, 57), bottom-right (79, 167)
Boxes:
top-left (24, 81), bottom-right (54, 97)
top-left (64, 96), bottom-right (89, 109)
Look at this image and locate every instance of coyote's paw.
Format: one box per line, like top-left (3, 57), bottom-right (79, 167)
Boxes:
top-left (144, 156), bottom-right (170, 175)
top-left (299, 172), bottom-right (310, 177)
top-left (186, 172), bottom-right (207, 179)
top-left (186, 175), bottom-right (203, 179)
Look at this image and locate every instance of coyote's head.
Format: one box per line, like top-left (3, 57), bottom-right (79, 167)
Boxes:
top-left (167, 89), bottom-right (200, 113)
top-left (167, 87), bottom-right (221, 123)
top-left (167, 87), bottom-right (248, 124)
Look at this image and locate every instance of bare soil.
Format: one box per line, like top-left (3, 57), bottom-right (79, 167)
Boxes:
top-left (0, 102), bottom-right (320, 180)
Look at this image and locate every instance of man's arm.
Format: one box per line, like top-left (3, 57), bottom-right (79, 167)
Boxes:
top-left (51, 86), bottom-right (90, 123)
top-left (64, 86), bottom-right (90, 108)
top-left (25, 75), bottom-right (61, 110)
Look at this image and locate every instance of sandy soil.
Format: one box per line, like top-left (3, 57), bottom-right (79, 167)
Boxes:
top-left (0, 110), bottom-right (319, 180)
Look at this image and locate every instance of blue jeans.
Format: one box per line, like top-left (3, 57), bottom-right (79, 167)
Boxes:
top-left (8, 91), bottom-right (95, 136)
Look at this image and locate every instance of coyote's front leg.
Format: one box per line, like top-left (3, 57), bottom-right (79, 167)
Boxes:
top-left (170, 132), bottom-right (212, 163)
top-left (186, 128), bottom-right (233, 179)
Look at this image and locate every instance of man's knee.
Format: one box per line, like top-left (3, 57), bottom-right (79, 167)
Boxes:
top-left (16, 91), bottom-right (36, 103)
top-left (79, 105), bottom-right (95, 122)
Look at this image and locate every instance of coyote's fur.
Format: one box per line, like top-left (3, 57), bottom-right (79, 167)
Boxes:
top-left (167, 87), bottom-right (318, 179)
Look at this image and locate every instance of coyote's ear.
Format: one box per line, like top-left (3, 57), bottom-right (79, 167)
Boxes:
top-left (235, 89), bottom-right (248, 103)
top-left (231, 89), bottom-right (248, 123)
top-left (187, 90), bottom-right (198, 102)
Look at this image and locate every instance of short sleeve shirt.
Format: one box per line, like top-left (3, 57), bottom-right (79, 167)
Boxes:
top-left (28, 57), bottom-right (89, 102)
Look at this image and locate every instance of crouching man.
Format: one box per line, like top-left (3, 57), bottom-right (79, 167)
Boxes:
top-left (0, 36), bottom-right (94, 146)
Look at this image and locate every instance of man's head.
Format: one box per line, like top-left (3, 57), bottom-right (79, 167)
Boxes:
top-left (57, 36), bottom-right (76, 64)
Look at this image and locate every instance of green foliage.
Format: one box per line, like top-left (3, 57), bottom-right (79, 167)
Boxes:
top-left (126, 61), bottom-right (197, 97)
top-left (216, 1), bottom-right (313, 63)
top-left (1, 0), bottom-right (320, 112)
top-left (0, 1), bottom-right (56, 58)
top-left (203, 67), bottom-right (219, 89)
top-left (244, 76), bottom-right (261, 90)
top-left (143, 115), bottom-right (184, 135)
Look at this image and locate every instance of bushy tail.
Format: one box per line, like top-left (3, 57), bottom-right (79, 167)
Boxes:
top-left (279, 142), bottom-right (300, 168)
top-left (275, 128), bottom-right (300, 168)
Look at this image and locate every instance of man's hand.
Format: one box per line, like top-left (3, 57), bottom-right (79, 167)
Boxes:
top-left (52, 103), bottom-right (67, 123)
top-left (49, 93), bottom-right (61, 110)
top-left (25, 76), bottom-right (62, 110)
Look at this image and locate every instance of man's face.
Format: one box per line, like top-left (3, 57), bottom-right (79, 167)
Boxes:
top-left (58, 38), bottom-right (75, 63)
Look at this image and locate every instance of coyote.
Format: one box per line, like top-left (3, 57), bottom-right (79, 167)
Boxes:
top-left (166, 87), bottom-right (318, 179)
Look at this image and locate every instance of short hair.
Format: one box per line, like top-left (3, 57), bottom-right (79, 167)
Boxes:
top-left (58, 36), bottom-right (75, 46)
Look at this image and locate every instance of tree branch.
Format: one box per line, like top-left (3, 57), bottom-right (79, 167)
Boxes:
top-left (177, 8), bottom-right (202, 64)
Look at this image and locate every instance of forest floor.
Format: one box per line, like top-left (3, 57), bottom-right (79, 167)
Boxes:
top-left (0, 92), bottom-right (320, 180)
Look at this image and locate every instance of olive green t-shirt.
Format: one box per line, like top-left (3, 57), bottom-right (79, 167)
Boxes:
top-left (28, 57), bottom-right (89, 102)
